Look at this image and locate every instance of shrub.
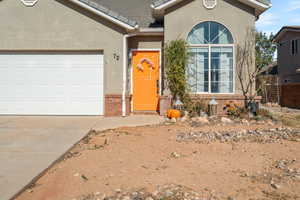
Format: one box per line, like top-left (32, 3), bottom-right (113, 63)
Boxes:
top-left (164, 39), bottom-right (189, 106)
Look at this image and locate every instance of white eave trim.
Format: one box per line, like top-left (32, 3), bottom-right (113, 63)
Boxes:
top-left (137, 28), bottom-right (164, 35)
top-left (151, 0), bottom-right (182, 10)
top-left (69, 0), bottom-right (138, 31)
top-left (152, 0), bottom-right (271, 14)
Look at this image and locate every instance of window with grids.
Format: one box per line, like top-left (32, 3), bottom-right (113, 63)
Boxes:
top-left (187, 21), bottom-right (234, 94)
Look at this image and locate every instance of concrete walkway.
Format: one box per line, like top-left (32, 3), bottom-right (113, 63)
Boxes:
top-left (0, 115), bottom-right (164, 200)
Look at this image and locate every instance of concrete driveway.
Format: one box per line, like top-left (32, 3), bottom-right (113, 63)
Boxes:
top-left (0, 115), bottom-right (163, 200)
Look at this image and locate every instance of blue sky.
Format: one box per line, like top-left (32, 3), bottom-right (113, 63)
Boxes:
top-left (256, 0), bottom-right (300, 35)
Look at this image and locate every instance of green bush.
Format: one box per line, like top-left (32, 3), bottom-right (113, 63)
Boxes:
top-left (164, 39), bottom-right (190, 106)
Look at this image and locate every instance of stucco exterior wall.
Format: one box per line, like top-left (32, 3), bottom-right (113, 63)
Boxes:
top-left (0, 0), bottom-right (126, 94)
top-left (164, 0), bottom-right (256, 95)
top-left (277, 32), bottom-right (300, 84)
top-left (128, 36), bottom-right (163, 50)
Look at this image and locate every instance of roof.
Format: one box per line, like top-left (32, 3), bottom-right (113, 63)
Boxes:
top-left (274, 26), bottom-right (300, 42)
top-left (75, 0), bottom-right (138, 28)
top-left (260, 62), bottom-right (278, 75)
top-left (72, 0), bottom-right (271, 30)
top-left (152, 0), bottom-right (271, 16)
top-left (82, 0), bottom-right (162, 28)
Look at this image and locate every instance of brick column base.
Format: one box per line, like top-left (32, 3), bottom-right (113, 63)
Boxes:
top-left (105, 94), bottom-right (131, 117)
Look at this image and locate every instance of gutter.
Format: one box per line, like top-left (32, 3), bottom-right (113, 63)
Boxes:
top-left (122, 34), bottom-right (136, 117)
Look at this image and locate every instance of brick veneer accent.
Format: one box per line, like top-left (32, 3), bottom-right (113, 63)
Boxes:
top-left (158, 94), bottom-right (262, 115)
top-left (281, 83), bottom-right (300, 109)
top-left (189, 94), bottom-right (261, 115)
top-left (105, 94), bottom-right (131, 116)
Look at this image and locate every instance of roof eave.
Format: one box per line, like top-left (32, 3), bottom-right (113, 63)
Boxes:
top-left (69, 0), bottom-right (138, 31)
top-left (151, 0), bottom-right (271, 16)
top-left (273, 28), bottom-right (300, 42)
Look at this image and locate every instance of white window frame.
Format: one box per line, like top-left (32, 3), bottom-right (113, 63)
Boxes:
top-left (188, 43), bottom-right (235, 95)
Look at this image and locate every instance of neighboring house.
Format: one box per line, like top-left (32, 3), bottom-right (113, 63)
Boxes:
top-left (274, 26), bottom-right (300, 108)
top-left (0, 0), bottom-right (271, 116)
top-left (274, 26), bottom-right (300, 84)
top-left (260, 62), bottom-right (278, 76)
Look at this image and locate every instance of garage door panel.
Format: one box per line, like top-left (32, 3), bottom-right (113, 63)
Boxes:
top-left (0, 53), bottom-right (104, 115)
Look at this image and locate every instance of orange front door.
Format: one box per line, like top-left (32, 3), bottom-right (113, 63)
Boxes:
top-left (132, 51), bottom-right (160, 111)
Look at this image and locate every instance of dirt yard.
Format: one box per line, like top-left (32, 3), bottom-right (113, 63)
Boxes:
top-left (15, 117), bottom-right (300, 200)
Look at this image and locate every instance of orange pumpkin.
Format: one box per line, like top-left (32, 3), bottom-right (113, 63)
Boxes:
top-left (167, 109), bottom-right (181, 119)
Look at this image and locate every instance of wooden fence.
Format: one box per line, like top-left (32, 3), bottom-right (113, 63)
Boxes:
top-left (281, 83), bottom-right (300, 109)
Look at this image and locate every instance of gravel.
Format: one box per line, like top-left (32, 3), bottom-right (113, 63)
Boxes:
top-left (75, 184), bottom-right (222, 200)
top-left (176, 127), bottom-right (300, 143)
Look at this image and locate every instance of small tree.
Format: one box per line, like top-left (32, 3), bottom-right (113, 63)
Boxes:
top-left (236, 29), bottom-right (264, 108)
top-left (256, 31), bottom-right (276, 70)
top-left (164, 39), bottom-right (189, 106)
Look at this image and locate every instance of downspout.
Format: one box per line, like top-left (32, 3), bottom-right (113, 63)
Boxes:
top-left (122, 33), bottom-right (137, 117)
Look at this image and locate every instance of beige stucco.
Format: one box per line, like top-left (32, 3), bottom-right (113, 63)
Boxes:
top-left (164, 0), bottom-right (256, 95)
top-left (128, 36), bottom-right (163, 49)
top-left (0, 0), bottom-right (260, 104)
top-left (277, 32), bottom-right (300, 84)
top-left (0, 0), bottom-right (126, 94)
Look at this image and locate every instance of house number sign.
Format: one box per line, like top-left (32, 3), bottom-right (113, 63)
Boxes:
top-left (21, 0), bottom-right (39, 6)
top-left (203, 0), bottom-right (217, 9)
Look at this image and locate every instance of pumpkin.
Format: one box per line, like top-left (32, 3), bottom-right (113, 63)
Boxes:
top-left (167, 109), bottom-right (181, 119)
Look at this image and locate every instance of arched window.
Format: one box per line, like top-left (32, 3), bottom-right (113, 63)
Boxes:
top-left (187, 21), bottom-right (234, 94)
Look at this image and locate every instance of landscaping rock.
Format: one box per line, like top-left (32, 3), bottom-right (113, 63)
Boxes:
top-left (176, 127), bottom-right (300, 143)
top-left (170, 152), bottom-right (181, 158)
top-left (221, 117), bottom-right (234, 124)
top-left (76, 184), bottom-right (221, 200)
top-left (197, 117), bottom-right (210, 124)
top-left (170, 118), bottom-right (177, 123)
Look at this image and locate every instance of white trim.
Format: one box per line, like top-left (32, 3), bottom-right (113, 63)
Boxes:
top-left (20, 0), bottom-right (38, 6)
top-left (203, 0), bottom-right (217, 9)
top-left (152, 0), bottom-right (270, 14)
top-left (139, 28), bottom-right (164, 33)
top-left (129, 49), bottom-right (162, 112)
top-left (122, 34), bottom-right (137, 117)
top-left (188, 44), bottom-right (235, 95)
top-left (69, 0), bottom-right (138, 31)
top-left (151, 0), bottom-right (181, 10)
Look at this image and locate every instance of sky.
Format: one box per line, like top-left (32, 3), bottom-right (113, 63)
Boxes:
top-left (255, 0), bottom-right (300, 35)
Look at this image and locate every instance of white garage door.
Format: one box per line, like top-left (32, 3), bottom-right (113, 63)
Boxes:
top-left (0, 52), bottom-right (104, 115)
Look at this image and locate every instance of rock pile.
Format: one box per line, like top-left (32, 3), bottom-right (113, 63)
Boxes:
top-left (188, 116), bottom-right (277, 127)
top-left (76, 184), bottom-right (220, 200)
top-left (244, 159), bottom-right (300, 190)
top-left (176, 127), bottom-right (300, 143)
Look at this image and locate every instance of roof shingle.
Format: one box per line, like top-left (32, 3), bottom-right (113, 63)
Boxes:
top-left (78, 0), bottom-right (138, 27)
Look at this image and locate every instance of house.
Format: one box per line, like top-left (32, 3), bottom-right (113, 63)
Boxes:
top-left (0, 0), bottom-right (271, 116)
top-left (274, 26), bottom-right (300, 108)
